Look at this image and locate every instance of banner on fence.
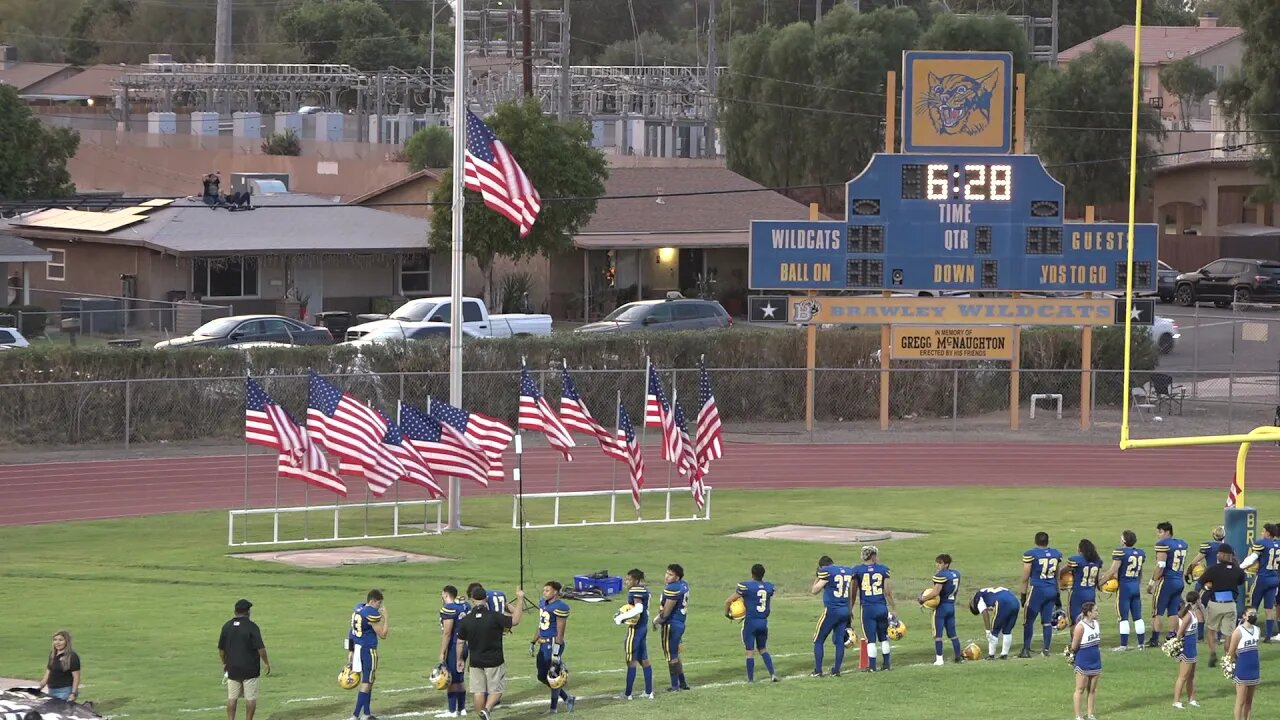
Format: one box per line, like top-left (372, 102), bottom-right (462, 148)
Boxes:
top-left (890, 325), bottom-right (1014, 360)
top-left (788, 296), bottom-right (1115, 326)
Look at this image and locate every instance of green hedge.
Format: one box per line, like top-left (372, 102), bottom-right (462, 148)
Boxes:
top-left (0, 327), bottom-right (1158, 446)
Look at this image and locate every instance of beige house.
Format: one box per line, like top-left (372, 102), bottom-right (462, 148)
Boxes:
top-left (351, 159), bottom-right (818, 320)
top-left (1059, 16), bottom-right (1243, 128)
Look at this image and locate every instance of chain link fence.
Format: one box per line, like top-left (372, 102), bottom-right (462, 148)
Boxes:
top-left (4, 366), bottom-right (1280, 452)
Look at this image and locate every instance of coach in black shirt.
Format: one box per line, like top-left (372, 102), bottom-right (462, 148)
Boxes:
top-left (218, 599), bottom-right (271, 720)
top-left (457, 586), bottom-right (525, 720)
top-left (1199, 544), bottom-right (1247, 667)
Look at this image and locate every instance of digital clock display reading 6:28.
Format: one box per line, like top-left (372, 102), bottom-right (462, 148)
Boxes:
top-left (901, 163), bottom-right (1013, 201)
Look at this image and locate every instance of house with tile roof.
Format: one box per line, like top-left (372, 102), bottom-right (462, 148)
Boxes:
top-left (1059, 15), bottom-right (1243, 128)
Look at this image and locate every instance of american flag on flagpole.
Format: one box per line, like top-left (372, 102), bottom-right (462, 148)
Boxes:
top-left (644, 362), bottom-right (680, 462)
top-left (672, 399), bottom-right (705, 510)
top-left (695, 362), bottom-right (724, 473)
top-left (1226, 472), bottom-right (1241, 508)
top-left (463, 109), bottom-right (542, 237)
top-left (305, 371), bottom-right (402, 494)
top-left (429, 398), bottom-right (514, 484)
top-left (399, 402), bottom-right (491, 488)
top-left (601, 402), bottom-right (644, 510)
top-left (559, 367), bottom-right (620, 454)
top-left (518, 366), bottom-right (575, 460)
top-left (377, 409), bottom-right (444, 498)
top-left (245, 376), bottom-right (347, 496)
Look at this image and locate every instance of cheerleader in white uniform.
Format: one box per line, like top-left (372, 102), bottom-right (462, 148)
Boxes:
top-left (1173, 590), bottom-right (1204, 709)
top-left (1070, 602), bottom-right (1102, 720)
top-left (1227, 609), bottom-right (1261, 720)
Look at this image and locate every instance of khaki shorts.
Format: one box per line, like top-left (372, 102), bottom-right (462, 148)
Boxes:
top-left (468, 665), bottom-right (507, 695)
top-left (227, 676), bottom-right (259, 701)
top-left (1205, 601), bottom-right (1237, 636)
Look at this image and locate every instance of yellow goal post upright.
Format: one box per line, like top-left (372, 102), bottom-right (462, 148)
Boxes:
top-left (1116, 2), bottom-right (1260, 600)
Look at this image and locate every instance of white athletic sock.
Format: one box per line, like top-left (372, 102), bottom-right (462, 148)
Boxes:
top-left (1119, 620), bottom-right (1130, 638)
top-left (880, 640), bottom-right (891, 655)
top-left (1134, 619), bottom-right (1146, 636)
top-left (867, 644), bottom-right (878, 658)
top-left (1001, 633), bottom-right (1013, 656)
top-left (988, 632), bottom-right (998, 656)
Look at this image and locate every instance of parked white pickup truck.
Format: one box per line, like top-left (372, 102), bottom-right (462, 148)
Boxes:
top-left (344, 296), bottom-right (553, 341)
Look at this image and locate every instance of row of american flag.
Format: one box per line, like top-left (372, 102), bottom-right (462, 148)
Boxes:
top-left (244, 361), bottom-right (724, 510)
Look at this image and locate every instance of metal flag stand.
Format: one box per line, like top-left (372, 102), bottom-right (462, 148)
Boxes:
top-left (610, 388), bottom-right (623, 523)
top-left (446, 0), bottom-right (468, 532)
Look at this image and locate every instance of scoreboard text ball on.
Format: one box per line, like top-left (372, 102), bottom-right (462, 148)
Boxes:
top-left (747, 51), bottom-right (1159, 296)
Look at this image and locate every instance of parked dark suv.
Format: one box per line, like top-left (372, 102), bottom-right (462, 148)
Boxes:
top-left (1174, 258), bottom-right (1280, 307)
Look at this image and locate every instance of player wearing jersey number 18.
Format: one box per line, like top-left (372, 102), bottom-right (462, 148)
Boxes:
top-left (725, 563), bottom-right (778, 683)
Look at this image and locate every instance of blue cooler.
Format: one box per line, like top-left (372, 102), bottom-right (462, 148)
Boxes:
top-left (574, 574), bottom-right (623, 596)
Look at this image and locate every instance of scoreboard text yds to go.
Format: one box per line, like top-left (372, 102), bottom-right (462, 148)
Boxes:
top-left (747, 153), bottom-right (1159, 293)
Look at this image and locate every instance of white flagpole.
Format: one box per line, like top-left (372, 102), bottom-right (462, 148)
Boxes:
top-left (447, 0), bottom-right (467, 532)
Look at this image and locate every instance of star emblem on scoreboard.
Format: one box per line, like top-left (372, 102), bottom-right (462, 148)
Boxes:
top-left (748, 295), bottom-right (790, 324)
top-left (1116, 298), bottom-right (1155, 326)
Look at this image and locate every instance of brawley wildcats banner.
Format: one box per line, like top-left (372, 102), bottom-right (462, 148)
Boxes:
top-left (1, 688), bottom-right (105, 719)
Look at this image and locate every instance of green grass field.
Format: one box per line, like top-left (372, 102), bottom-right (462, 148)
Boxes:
top-left (2, 486), bottom-right (1276, 720)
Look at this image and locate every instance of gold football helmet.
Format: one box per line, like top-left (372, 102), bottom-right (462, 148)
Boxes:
top-left (614, 604), bottom-right (640, 626)
top-left (921, 592), bottom-right (940, 610)
top-left (728, 598), bottom-right (747, 621)
top-left (887, 617), bottom-right (907, 641)
top-left (844, 627), bottom-right (859, 648)
top-left (429, 664), bottom-right (450, 691)
top-left (338, 665), bottom-right (360, 690)
top-left (547, 661), bottom-right (569, 689)
top-left (1100, 578), bottom-right (1119, 594)
top-left (962, 642), bottom-right (983, 661)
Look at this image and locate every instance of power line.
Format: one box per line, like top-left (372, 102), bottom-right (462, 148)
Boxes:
top-left (3, 140), bottom-right (1267, 212)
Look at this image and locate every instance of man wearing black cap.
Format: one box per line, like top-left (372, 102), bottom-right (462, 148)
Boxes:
top-left (218, 599), bottom-right (271, 720)
top-left (1197, 544), bottom-right (1246, 667)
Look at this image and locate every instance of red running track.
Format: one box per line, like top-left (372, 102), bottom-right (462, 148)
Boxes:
top-left (1, 443), bottom-right (1277, 526)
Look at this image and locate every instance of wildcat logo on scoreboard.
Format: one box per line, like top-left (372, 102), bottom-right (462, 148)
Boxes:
top-left (902, 51), bottom-right (1013, 154)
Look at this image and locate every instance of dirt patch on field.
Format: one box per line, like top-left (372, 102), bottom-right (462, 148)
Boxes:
top-left (731, 524), bottom-right (926, 544)
top-left (230, 545), bottom-right (449, 568)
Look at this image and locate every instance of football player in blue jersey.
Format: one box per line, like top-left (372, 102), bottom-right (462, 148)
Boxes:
top-left (468, 583), bottom-right (510, 616)
top-left (725, 563), bottom-right (777, 683)
top-left (1099, 529), bottom-right (1147, 650)
top-left (1186, 526), bottom-right (1226, 642)
top-left (531, 580), bottom-right (575, 714)
top-left (436, 586), bottom-right (469, 718)
top-left (1150, 521), bottom-right (1190, 647)
top-left (347, 589), bottom-right (389, 720)
top-left (655, 563), bottom-right (691, 692)
top-left (918, 553), bottom-right (963, 665)
top-left (810, 554), bottom-right (855, 676)
top-left (1061, 539), bottom-right (1103, 627)
top-left (851, 545), bottom-right (897, 672)
top-left (613, 569), bottom-right (654, 700)
top-left (1241, 522), bottom-right (1280, 641)
top-left (970, 586), bottom-right (1020, 660)
top-left (1019, 531), bottom-right (1064, 657)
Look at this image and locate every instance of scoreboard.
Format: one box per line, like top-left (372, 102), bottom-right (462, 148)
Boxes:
top-left (749, 153), bottom-right (1158, 293)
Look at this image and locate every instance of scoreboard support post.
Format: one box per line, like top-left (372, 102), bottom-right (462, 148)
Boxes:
top-left (1014, 73), bottom-right (1026, 154)
top-left (1081, 206), bottom-right (1096, 431)
top-left (880, 70), bottom-right (897, 432)
top-left (805, 202), bottom-right (820, 433)
top-left (1010, 296), bottom-right (1021, 431)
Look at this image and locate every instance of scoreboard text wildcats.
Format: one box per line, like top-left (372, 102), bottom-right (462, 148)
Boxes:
top-left (771, 227), bottom-right (841, 284)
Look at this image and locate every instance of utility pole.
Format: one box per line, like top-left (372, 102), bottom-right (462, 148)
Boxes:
top-left (706, 0), bottom-right (718, 158)
top-left (522, 0), bottom-right (534, 96)
top-left (215, 0), bottom-right (232, 64)
top-left (429, 0), bottom-right (437, 111)
top-left (559, 0), bottom-right (571, 117)
top-left (815, 0), bottom-right (822, 24)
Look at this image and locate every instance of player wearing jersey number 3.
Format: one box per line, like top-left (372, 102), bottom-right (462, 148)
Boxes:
top-left (725, 563), bottom-right (778, 683)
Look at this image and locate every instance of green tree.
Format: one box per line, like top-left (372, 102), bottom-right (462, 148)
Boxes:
top-left (916, 12), bottom-right (1032, 75)
top-left (1193, 0), bottom-right (1245, 26)
top-left (65, 0), bottom-right (133, 65)
top-left (947, 1), bottom-right (1193, 52)
top-left (0, 86), bottom-right (79, 199)
top-left (404, 125), bottom-right (452, 170)
top-left (427, 99), bottom-right (608, 304)
top-left (593, 31), bottom-right (701, 66)
top-left (1159, 57), bottom-right (1217, 130)
top-left (1028, 41), bottom-right (1165, 206)
top-left (567, 0), bottom-right (673, 63)
top-left (1217, 0), bottom-right (1280, 197)
top-left (278, 0), bottom-right (421, 69)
